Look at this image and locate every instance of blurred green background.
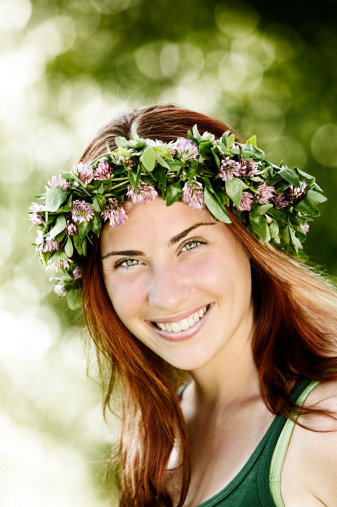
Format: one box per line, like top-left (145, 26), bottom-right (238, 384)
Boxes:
top-left (1, 0), bottom-right (336, 505)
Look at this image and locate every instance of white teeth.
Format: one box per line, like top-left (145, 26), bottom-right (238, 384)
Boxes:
top-left (171, 322), bottom-right (180, 332)
top-left (155, 306), bottom-right (208, 333)
top-left (179, 319), bottom-right (190, 331)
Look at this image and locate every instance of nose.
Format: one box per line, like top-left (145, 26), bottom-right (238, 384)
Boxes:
top-left (147, 262), bottom-right (191, 311)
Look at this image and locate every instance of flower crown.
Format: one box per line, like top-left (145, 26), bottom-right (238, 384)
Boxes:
top-left (29, 125), bottom-right (326, 309)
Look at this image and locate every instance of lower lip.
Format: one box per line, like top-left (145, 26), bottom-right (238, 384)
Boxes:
top-left (147, 304), bottom-right (213, 342)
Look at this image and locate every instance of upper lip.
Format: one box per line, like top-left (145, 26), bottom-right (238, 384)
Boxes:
top-left (147, 303), bottom-right (210, 324)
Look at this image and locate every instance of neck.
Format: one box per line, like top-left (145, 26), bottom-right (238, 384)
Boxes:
top-left (189, 323), bottom-right (260, 412)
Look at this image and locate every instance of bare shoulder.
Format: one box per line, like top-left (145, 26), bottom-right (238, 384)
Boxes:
top-left (281, 379), bottom-right (337, 506)
top-left (305, 378), bottom-right (337, 420)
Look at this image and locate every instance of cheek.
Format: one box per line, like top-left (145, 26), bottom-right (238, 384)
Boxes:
top-left (104, 273), bottom-right (148, 320)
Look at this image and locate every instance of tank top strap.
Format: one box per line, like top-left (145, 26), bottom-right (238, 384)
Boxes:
top-left (268, 379), bottom-right (320, 507)
top-left (177, 380), bottom-right (192, 400)
top-left (256, 378), bottom-right (316, 506)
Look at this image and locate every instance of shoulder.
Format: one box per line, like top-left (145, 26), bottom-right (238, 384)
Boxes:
top-left (281, 379), bottom-right (337, 506)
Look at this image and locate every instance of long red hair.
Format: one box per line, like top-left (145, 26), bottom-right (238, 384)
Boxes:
top-left (81, 105), bottom-right (337, 506)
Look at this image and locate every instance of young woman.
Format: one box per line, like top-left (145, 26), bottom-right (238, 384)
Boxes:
top-left (30, 105), bottom-right (337, 506)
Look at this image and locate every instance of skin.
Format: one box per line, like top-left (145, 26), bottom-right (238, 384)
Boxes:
top-left (100, 198), bottom-right (337, 506)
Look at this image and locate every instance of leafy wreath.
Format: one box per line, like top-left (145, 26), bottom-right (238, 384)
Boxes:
top-left (29, 125), bottom-right (326, 309)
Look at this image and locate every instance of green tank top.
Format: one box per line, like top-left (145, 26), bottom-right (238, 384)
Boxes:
top-left (188, 378), bottom-right (319, 507)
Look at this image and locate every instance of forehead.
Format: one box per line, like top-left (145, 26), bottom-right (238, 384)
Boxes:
top-left (100, 198), bottom-right (219, 249)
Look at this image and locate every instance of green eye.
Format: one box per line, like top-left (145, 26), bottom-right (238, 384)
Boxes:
top-left (116, 258), bottom-right (140, 269)
top-left (181, 240), bottom-right (202, 251)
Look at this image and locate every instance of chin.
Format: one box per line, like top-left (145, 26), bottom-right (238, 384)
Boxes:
top-left (162, 350), bottom-right (213, 372)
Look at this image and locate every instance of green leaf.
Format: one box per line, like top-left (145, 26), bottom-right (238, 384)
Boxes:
top-left (204, 187), bottom-right (231, 223)
top-left (152, 145), bottom-right (172, 158)
top-left (49, 251), bottom-right (68, 267)
top-left (227, 134), bottom-right (235, 149)
top-left (199, 141), bottom-right (213, 158)
top-left (294, 196), bottom-right (320, 216)
top-left (167, 160), bottom-right (184, 171)
top-left (267, 207), bottom-right (285, 219)
top-left (211, 147), bottom-right (220, 167)
top-left (225, 179), bottom-right (243, 207)
top-left (67, 289), bottom-right (82, 310)
top-left (49, 214), bottom-right (66, 238)
top-left (249, 211), bottom-right (270, 241)
top-left (115, 147), bottom-right (132, 157)
top-left (166, 182), bottom-right (182, 206)
top-left (251, 203), bottom-right (273, 215)
top-left (192, 124), bottom-right (202, 142)
top-left (94, 194), bottom-right (106, 210)
top-left (278, 167), bottom-right (300, 187)
top-left (114, 136), bottom-right (128, 148)
top-left (82, 237), bottom-right (88, 257)
top-left (269, 221), bottom-right (279, 238)
top-left (241, 144), bottom-right (265, 160)
top-left (153, 165), bottom-right (166, 186)
top-left (246, 135), bottom-right (257, 146)
top-left (140, 147), bottom-right (157, 171)
top-left (187, 160), bottom-right (201, 179)
top-left (94, 181), bottom-right (104, 194)
top-left (131, 123), bottom-right (140, 140)
top-left (289, 226), bottom-right (303, 252)
top-left (266, 176), bottom-right (282, 186)
top-left (128, 141), bottom-right (146, 149)
top-left (44, 187), bottom-right (68, 212)
top-left (128, 167), bottom-right (141, 188)
top-left (78, 220), bottom-right (91, 238)
top-left (297, 168), bottom-right (315, 180)
top-left (275, 182), bottom-right (290, 194)
top-left (306, 189), bottom-right (327, 204)
top-left (64, 236), bottom-right (73, 257)
top-left (55, 232), bottom-right (65, 242)
top-left (91, 213), bottom-right (102, 236)
top-left (156, 154), bottom-right (170, 170)
top-left (221, 130), bottom-right (231, 145)
top-left (91, 198), bottom-right (101, 212)
top-left (279, 226), bottom-right (290, 247)
top-left (91, 194), bottom-right (106, 213)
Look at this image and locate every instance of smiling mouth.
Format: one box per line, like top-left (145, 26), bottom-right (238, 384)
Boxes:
top-left (153, 305), bottom-right (209, 333)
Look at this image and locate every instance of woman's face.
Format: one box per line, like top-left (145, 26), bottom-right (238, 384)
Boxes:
top-left (100, 198), bottom-right (254, 371)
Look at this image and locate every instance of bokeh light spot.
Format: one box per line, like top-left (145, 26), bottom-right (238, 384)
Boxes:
top-left (263, 24), bottom-right (304, 62)
top-left (135, 45), bottom-right (162, 80)
top-left (215, 1), bottom-right (260, 38)
top-left (160, 43), bottom-right (180, 78)
top-left (311, 123), bottom-right (337, 167)
top-left (33, 123), bottom-right (74, 173)
top-left (0, 139), bottom-right (34, 183)
top-left (0, 310), bottom-right (54, 361)
top-left (266, 135), bottom-right (307, 169)
top-left (0, 0), bottom-right (32, 32)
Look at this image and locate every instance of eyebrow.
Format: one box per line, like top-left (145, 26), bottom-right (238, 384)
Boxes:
top-left (101, 222), bottom-right (215, 260)
top-left (168, 222), bottom-right (215, 246)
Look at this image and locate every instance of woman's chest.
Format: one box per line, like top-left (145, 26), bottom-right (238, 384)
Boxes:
top-left (168, 406), bottom-right (274, 506)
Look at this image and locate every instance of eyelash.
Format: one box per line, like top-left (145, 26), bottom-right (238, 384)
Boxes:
top-left (180, 237), bottom-right (205, 252)
top-left (114, 258), bottom-right (141, 269)
top-left (114, 237), bottom-right (206, 270)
